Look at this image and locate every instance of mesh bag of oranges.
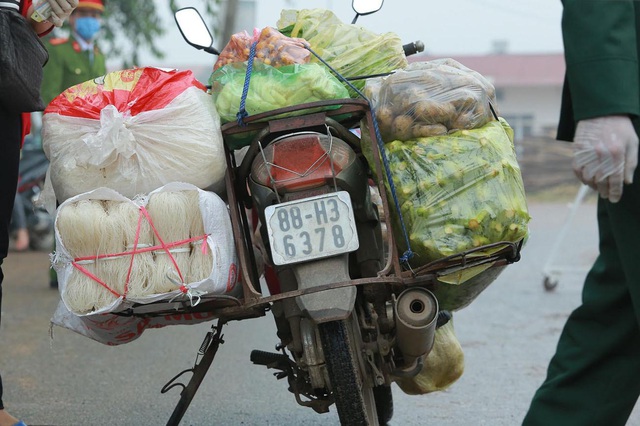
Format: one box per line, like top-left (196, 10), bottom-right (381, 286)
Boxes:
top-left (213, 26), bottom-right (311, 71)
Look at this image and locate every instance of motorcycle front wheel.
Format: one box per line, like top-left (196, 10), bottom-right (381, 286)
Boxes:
top-left (318, 319), bottom-right (379, 426)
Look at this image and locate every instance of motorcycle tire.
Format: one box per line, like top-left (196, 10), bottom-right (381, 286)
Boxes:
top-left (373, 385), bottom-right (393, 425)
top-left (318, 319), bottom-right (378, 426)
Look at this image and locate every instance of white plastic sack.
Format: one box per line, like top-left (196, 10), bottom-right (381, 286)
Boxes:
top-left (41, 67), bottom-right (226, 205)
top-left (50, 182), bottom-right (240, 344)
top-left (51, 305), bottom-right (218, 346)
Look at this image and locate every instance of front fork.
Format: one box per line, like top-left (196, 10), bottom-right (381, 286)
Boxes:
top-left (268, 254), bottom-right (359, 392)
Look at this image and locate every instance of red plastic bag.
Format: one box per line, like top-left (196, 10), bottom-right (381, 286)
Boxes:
top-left (45, 67), bottom-right (208, 118)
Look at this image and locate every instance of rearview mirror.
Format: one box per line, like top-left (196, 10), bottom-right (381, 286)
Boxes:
top-left (351, 0), bottom-right (384, 23)
top-left (174, 7), bottom-right (219, 55)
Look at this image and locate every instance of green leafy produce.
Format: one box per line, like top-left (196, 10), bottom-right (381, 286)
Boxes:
top-left (277, 9), bottom-right (408, 97)
top-left (363, 119), bottom-right (530, 266)
top-left (209, 61), bottom-right (348, 125)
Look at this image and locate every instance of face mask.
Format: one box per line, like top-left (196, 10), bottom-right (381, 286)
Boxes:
top-left (75, 17), bottom-right (101, 41)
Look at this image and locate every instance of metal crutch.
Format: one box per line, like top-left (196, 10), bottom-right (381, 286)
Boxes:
top-left (541, 184), bottom-right (592, 291)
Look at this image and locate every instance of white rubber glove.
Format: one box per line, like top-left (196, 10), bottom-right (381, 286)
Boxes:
top-left (46, 0), bottom-right (79, 27)
top-left (572, 115), bottom-right (638, 203)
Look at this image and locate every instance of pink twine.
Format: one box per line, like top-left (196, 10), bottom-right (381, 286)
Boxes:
top-left (71, 205), bottom-right (209, 299)
top-left (70, 262), bottom-right (121, 298)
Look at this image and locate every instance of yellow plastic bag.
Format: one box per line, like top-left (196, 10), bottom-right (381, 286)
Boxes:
top-left (363, 119), bottom-right (530, 266)
top-left (396, 319), bottom-right (464, 395)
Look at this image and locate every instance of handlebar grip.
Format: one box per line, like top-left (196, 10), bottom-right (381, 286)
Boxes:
top-left (402, 40), bottom-right (425, 57)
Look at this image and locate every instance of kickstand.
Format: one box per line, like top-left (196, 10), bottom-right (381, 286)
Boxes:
top-left (162, 320), bottom-right (226, 426)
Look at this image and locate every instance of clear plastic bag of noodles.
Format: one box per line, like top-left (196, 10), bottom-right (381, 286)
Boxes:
top-left (362, 119), bottom-right (529, 310)
top-left (213, 27), bottom-right (311, 71)
top-left (362, 59), bottom-right (499, 142)
top-left (210, 61), bottom-right (348, 149)
top-left (277, 8), bottom-right (408, 96)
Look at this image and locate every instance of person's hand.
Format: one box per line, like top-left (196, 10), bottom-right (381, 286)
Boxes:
top-left (46, 0), bottom-right (79, 27)
top-left (572, 115), bottom-right (638, 203)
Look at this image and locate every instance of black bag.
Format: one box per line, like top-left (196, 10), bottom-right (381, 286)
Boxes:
top-left (0, 7), bottom-right (49, 113)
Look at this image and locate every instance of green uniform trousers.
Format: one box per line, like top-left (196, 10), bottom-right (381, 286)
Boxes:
top-left (523, 174), bottom-right (640, 426)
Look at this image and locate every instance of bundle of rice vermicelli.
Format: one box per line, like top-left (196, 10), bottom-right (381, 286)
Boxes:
top-left (108, 200), bottom-right (155, 298)
top-left (146, 190), bottom-right (193, 293)
top-left (95, 200), bottom-right (130, 296)
top-left (57, 200), bottom-right (120, 314)
top-left (53, 184), bottom-right (239, 317)
top-left (185, 190), bottom-right (214, 284)
top-left (141, 183), bottom-right (239, 298)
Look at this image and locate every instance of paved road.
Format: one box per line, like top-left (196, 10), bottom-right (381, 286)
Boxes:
top-left (1, 198), bottom-right (638, 425)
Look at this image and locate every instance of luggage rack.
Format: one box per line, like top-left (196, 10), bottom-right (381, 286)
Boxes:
top-left (405, 240), bottom-right (522, 278)
top-left (117, 99), bottom-right (526, 320)
top-left (116, 237), bottom-right (523, 320)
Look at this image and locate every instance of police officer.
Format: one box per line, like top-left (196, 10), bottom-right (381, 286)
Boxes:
top-left (40, 0), bottom-right (105, 105)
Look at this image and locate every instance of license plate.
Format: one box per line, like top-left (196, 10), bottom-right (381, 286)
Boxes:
top-left (265, 192), bottom-right (359, 266)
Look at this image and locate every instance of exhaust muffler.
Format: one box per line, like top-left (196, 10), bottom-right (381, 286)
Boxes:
top-left (394, 287), bottom-right (439, 370)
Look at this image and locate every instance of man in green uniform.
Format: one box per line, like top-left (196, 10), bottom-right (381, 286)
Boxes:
top-left (41, 0), bottom-right (105, 105)
top-left (41, 0), bottom-right (106, 288)
top-left (523, 1), bottom-right (640, 425)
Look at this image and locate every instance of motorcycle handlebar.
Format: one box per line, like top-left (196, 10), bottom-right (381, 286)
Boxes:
top-left (202, 39), bottom-right (425, 86)
top-left (403, 40), bottom-right (425, 57)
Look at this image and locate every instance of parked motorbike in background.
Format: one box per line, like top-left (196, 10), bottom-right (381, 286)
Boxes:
top-left (11, 112), bottom-right (55, 252)
top-left (131, 2), bottom-right (524, 425)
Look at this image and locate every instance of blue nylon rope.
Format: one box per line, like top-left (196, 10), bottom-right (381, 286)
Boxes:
top-left (236, 39), bottom-right (259, 126)
top-left (369, 106), bottom-right (414, 265)
top-left (305, 46), bottom-right (414, 266)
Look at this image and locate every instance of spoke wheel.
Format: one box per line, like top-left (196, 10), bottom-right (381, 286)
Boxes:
top-left (319, 319), bottom-right (378, 426)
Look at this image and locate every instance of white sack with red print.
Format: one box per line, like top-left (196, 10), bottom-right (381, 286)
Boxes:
top-left (41, 67), bottom-right (226, 206)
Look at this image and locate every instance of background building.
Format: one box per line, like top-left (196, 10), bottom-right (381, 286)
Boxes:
top-left (409, 53), bottom-right (566, 142)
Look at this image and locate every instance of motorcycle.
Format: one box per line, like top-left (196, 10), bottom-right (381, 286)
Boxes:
top-left (11, 112), bottom-right (55, 252)
top-left (128, 2), bottom-right (523, 425)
